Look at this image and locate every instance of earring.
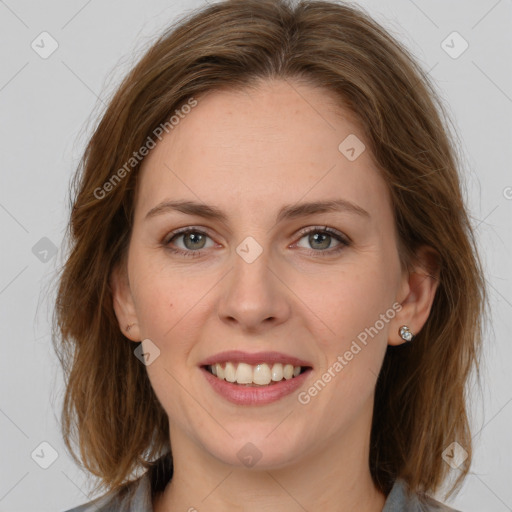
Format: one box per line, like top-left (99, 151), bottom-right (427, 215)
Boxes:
top-left (126, 323), bottom-right (136, 332)
top-left (399, 325), bottom-right (414, 342)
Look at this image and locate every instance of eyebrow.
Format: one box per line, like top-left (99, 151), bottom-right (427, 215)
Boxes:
top-left (144, 198), bottom-right (370, 223)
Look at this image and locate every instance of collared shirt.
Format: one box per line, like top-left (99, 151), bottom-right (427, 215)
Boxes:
top-left (64, 453), bottom-right (461, 512)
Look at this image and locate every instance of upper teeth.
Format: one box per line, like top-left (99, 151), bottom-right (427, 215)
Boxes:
top-left (210, 362), bottom-right (302, 385)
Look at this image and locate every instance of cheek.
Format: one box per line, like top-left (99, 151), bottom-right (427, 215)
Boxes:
top-left (301, 261), bottom-right (398, 349)
top-left (128, 251), bottom-right (219, 374)
top-left (130, 260), bottom-right (202, 422)
top-left (133, 272), bottom-right (175, 336)
top-left (129, 250), bottom-right (182, 346)
top-left (129, 251), bottom-right (197, 334)
top-left (297, 265), bottom-right (397, 435)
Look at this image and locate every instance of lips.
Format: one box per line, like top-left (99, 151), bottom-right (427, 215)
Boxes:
top-left (199, 350), bottom-right (313, 405)
top-left (198, 350), bottom-right (313, 368)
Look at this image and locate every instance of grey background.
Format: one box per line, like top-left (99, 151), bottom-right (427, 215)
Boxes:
top-left (0, 0), bottom-right (511, 511)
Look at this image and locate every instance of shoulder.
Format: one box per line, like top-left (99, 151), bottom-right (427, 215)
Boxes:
top-left (62, 452), bottom-right (173, 512)
top-left (383, 478), bottom-right (462, 512)
top-left (62, 473), bottom-right (152, 512)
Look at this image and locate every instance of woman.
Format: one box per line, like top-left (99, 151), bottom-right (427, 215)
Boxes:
top-left (55, 0), bottom-right (485, 510)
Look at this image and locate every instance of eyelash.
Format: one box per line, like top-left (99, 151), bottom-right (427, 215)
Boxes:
top-left (162, 226), bottom-right (350, 259)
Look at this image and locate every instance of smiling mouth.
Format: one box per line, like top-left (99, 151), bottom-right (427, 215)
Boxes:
top-left (203, 362), bottom-right (311, 387)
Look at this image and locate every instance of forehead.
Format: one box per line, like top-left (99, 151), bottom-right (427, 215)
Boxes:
top-left (135, 79), bottom-right (391, 223)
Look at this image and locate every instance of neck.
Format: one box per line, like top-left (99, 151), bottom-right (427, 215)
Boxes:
top-left (154, 404), bottom-right (387, 512)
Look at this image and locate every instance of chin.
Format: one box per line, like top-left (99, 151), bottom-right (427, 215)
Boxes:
top-left (201, 427), bottom-right (307, 470)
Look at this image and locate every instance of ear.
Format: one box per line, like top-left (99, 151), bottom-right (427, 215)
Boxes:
top-left (388, 245), bottom-right (440, 346)
top-left (110, 262), bottom-right (141, 342)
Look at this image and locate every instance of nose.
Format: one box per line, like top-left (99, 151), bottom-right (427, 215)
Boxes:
top-left (216, 242), bottom-right (292, 333)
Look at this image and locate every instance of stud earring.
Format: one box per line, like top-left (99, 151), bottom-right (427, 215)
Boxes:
top-left (399, 325), bottom-right (414, 342)
top-left (126, 323), bottom-right (136, 332)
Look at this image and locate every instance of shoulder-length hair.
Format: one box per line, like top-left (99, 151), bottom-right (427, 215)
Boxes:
top-left (53, 0), bottom-right (485, 500)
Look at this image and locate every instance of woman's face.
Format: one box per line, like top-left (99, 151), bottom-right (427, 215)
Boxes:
top-left (115, 79), bottom-right (410, 469)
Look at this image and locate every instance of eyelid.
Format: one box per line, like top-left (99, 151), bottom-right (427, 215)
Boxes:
top-left (293, 225), bottom-right (351, 245)
top-left (162, 225), bottom-right (215, 243)
top-left (163, 225), bottom-right (350, 242)
top-left (162, 224), bottom-right (351, 256)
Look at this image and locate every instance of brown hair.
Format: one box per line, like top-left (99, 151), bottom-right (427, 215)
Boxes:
top-left (52, 0), bottom-right (486, 501)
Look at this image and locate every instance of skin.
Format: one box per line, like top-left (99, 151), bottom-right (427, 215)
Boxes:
top-left (111, 78), bottom-right (439, 511)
